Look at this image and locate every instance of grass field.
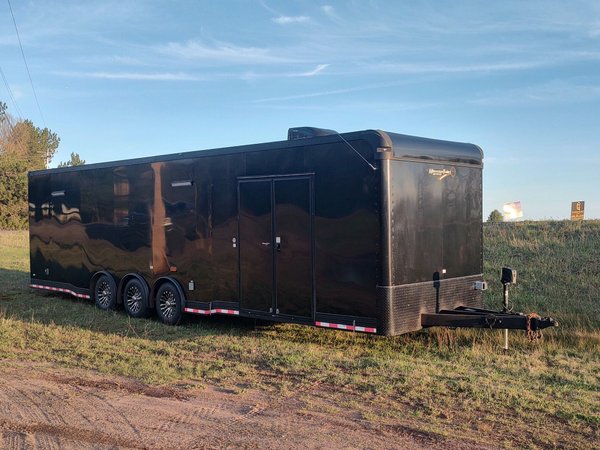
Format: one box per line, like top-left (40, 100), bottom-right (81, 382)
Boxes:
top-left (0, 222), bottom-right (598, 449)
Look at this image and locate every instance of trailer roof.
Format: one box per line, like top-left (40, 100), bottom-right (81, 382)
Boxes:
top-left (29, 129), bottom-right (483, 176)
top-left (386, 131), bottom-right (483, 164)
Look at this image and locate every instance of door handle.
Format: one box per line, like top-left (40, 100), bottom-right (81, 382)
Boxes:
top-left (276, 236), bottom-right (281, 252)
top-left (261, 242), bottom-right (270, 246)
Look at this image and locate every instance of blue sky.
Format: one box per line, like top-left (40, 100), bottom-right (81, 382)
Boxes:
top-left (1, 0), bottom-right (599, 219)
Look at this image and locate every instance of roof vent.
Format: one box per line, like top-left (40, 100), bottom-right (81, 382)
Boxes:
top-left (287, 126), bottom-right (337, 140)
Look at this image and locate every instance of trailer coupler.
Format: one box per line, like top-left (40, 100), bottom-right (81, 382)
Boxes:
top-left (421, 306), bottom-right (558, 340)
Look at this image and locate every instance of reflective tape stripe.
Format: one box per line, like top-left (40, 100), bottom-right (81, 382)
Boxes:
top-left (211, 308), bottom-right (239, 315)
top-left (183, 307), bottom-right (211, 315)
top-left (30, 284), bottom-right (91, 299)
top-left (354, 326), bottom-right (377, 333)
top-left (315, 321), bottom-right (377, 334)
top-left (184, 307), bottom-right (240, 316)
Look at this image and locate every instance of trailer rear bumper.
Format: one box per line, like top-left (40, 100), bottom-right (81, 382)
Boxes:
top-left (421, 306), bottom-right (558, 331)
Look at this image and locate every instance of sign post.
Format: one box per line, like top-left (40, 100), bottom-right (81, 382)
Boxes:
top-left (570, 201), bottom-right (585, 221)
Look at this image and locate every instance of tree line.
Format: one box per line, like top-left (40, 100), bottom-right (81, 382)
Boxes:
top-left (0, 101), bottom-right (84, 229)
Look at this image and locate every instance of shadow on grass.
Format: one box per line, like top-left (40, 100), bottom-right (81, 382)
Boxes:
top-left (0, 267), bottom-right (585, 353)
top-left (0, 267), bottom-right (269, 342)
top-left (0, 268), bottom-right (433, 353)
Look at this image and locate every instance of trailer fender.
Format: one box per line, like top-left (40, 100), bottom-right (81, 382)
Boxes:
top-left (150, 277), bottom-right (186, 309)
top-left (118, 274), bottom-right (150, 307)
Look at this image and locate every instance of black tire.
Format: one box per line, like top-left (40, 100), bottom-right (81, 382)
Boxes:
top-left (94, 274), bottom-right (117, 310)
top-left (123, 278), bottom-right (150, 318)
top-left (155, 282), bottom-right (183, 325)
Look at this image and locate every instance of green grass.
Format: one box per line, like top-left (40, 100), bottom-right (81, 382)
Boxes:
top-left (0, 224), bottom-right (599, 449)
top-left (483, 220), bottom-right (600, 330)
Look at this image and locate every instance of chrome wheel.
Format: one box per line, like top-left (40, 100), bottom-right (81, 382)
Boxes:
top-left (156, 282), bottom-right (182, 325)
top-left (159, 289), bottom-right (177, 319)
top-left (96, 280), bottom-right (112, 308)
top-left (125, 284), bottom-right (143, 314)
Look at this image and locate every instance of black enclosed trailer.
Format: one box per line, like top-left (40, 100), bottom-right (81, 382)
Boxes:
top-left (28, 127), bottom-right (554, 336)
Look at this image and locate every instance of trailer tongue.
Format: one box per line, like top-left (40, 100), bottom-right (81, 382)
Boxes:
top-left (421, 267), bottom-right (558, 344)
top-left (421, 306), bottom-right (558, 337)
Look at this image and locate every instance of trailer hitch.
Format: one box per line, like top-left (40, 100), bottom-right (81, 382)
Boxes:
top-left (421, 267), bottom-right (558, 345)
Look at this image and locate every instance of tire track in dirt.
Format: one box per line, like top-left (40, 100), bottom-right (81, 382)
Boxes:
top-left (0, 365), bottom-right (142, 449)
top-left (1, 430), bottom-right (29, 450)
top-left (1, 383), bottom-right (53, 424)
top-left (47, 372), bottom-right (194, 443)
top-left (16, 379), bottom-right (81, 450)
top-left (0, 418), bottom-right (141, 449)
top-left (210, 375), bottom-right (446, 450)
top-left (0, 379), bottom-right (72, 450)
top-left (0, 361), bottom-right (467, 449)
top-left (77, 386), bottom-right (144, 442)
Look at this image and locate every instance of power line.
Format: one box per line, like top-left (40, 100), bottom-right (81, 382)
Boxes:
top-left (0, 68), bottom-right (23, 153)
top-left (0, 65), bottom-right (24, 120)
top-left (7, 0), bottom-right (46, 128)
top-left (0, 66), bottom-right (18, 136)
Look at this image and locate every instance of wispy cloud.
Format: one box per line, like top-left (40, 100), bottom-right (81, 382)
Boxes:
top-left (320, 4), bottom-right (343, 23)
top-left (239, 64), bottom-right (329, 81)
top-left (157, 40), bottom-right (290, 64)
top-left (255, 87), bottom-right (362, 103)
top-left (295, 64), bottom-right (329, 77)
top-left (471, 80), bottom-right (600, 106)
top-left (366, 61), bottom-right (545, 75)
top-left (272, 16), bottom-right (310, 25)
top-left (254, 99), bottom-right (439, 112)
top-left (55, 71), bottom-right (202, 81)
top-left (253, 80), bottom-right (413, 103)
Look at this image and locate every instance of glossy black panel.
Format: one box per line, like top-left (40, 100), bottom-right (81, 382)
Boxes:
top-left (387, 132), bottom-right (483, 165)
top-left (306, 141), bottom-right (379, 317)
top-left (390, 161), bottom-right (482, 285)
top-left (29, 173), bottom-right (52, 280)
top-left (201, 154), bottom-right (243, 301)
top-left (442, 166), bottom-right (482, 277)
top-left (245, 146), bottom-right (305, 177)
top-left (49, 172), bottom-right (87, 287)
top-left (239, 180), bottom-right (273, 312)
top-left (274, 178), bottom-right (312, 317)
top-left (390, 161), bottom-right (443, 284)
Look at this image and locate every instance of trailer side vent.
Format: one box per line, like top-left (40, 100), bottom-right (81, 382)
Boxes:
top-left (473, 281), bottom-right (487, 291)
top-left (171, 180), bottom-right (193, 188)
top-left (287, 126), bottom-right (337, 140)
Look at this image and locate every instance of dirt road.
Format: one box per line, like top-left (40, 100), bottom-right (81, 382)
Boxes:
top-left (0, 360), bottom-right (480, 449)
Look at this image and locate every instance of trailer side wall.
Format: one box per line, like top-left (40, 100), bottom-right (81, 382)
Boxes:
top-left (29, 138), bottom-right (380, 324)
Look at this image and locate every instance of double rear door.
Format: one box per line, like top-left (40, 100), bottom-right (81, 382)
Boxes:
top-left (238, 176), bottom-right (313, 319)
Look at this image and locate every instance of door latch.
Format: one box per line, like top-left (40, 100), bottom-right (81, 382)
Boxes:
top-left (275, 236), bottom-right (281, 252)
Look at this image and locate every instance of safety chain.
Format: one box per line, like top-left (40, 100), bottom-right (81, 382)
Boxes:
top-left (526, 312), bottom-right (543, 341)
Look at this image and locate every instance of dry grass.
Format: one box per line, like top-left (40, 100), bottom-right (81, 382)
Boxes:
top-left (0, 224), bottom-right (598, 449)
